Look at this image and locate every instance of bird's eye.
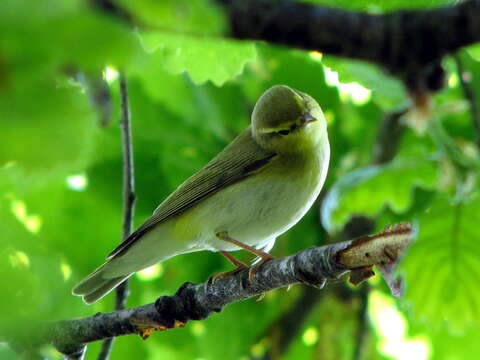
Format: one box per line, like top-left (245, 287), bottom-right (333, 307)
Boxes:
top-left (278, 129), bottom-right (290, 136)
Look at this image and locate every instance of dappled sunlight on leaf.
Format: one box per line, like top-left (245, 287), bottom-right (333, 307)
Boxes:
top-left (139, 31), bottom-right (257, 86)
top-left (8, 195), bottom-right (42, 234)
top-left (137, 264), bottom-right (163, 281)
top-left (322, 159), bottom-right (438, 232)
top-left (369, 290), bottom-right (431, 360)
top-left (302, 326), bottom-right (319, 346)
top-left (323, 65), bottom-right (372, 104)
top-left (66, 174), bottom-right (88, 192)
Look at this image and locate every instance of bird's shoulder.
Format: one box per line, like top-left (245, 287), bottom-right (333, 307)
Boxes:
top-left (107, 126), bottom-right (276, 259)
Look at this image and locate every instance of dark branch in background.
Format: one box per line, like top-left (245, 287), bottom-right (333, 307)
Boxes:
top-left (256, 287), bottom-right (324, 360)
top-left (352, 283), bottom-right (370, 360)
top-left (373, 109), bottom-right (408, 165)
top-left (218, 0), bottom-right (480, 93)
top-left (454, 53), bottom-right (480, 149)
top-left (92, 0), bottom-right (480, 95)
top-left (98, 73), bottom-right (136, 360)
top-left (90, 0), bottom-right (133, 24)
top-left (33, 224), bottom-right (412, 357)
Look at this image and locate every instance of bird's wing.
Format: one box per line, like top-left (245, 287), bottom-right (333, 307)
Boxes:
top-left (107, 126), bottom-right (276, 259)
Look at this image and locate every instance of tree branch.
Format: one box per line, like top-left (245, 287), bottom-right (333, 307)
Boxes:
top-left (218, 0), bottom-right (480, 92)
top-left (97, 73), bottom-right (136, 360)
top-left (35, 223), bottom-right (413, 356)
top-left (373, 108), bottom-right (408, 164)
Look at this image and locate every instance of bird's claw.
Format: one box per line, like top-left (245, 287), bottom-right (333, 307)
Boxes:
top-left (248, 256), bottom-right (274, 283)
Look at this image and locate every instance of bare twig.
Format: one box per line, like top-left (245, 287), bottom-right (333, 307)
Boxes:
top-left (454, 53), bottom-right (480, 149)
top-left (33, 223), bottom-right (413, 356)
top-left (97, 73), bottom-right (136, 360)
top-left (373, 109), bottom-right (408, 164)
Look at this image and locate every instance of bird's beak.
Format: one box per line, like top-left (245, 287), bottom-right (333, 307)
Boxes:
top-left (301, 113), bottom-right (317, 125)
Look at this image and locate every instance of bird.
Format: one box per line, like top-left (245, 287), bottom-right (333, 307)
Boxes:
top-left (72, 85), bottom-right (330, 304)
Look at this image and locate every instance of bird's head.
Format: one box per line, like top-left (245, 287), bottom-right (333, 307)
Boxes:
top-left (251, 85), bottom-right (327, 154)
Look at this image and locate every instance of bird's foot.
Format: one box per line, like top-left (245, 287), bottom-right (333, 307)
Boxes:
top-left (215, 232), bottom-right (275, 283)
top-left (248, 255), bottom-right (274, 283)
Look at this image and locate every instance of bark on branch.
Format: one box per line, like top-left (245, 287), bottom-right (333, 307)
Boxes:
top-left (35, 223), bottom-right (413, 356)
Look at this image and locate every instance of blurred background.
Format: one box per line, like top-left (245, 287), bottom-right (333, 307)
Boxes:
top-left (1, 0), bottom-right (479, 359)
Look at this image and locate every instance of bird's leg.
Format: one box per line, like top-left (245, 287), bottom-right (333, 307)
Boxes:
top-left (207, 251), bottom-right (249, 285)
top-left (220, 250), bottom-right (248, 269)
top-left (216, 231), bottom-right (274, 282)
top-left (216, 231), bottom-right (274, 261)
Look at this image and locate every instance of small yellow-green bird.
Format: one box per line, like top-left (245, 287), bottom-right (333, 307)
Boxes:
top-left (73, 85), bottom-right (330, 304)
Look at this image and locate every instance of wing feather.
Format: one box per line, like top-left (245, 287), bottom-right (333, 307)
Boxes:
top-left (107, 127), bottom-right (276, 259)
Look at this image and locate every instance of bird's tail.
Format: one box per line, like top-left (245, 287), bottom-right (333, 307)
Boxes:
top-left (72, 262), bottom-right (133, 304)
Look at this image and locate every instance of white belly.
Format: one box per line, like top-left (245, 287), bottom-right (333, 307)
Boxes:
top-left (189, 142), bottom-right (330, 252)
top-left (106, 137), bottom-right (329, 276)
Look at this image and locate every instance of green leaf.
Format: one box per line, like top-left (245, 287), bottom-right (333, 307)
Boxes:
top-left (466, 44), bottom-right (480, 62)
top-left (426, 325), bottom-right (480, 360)
top-left (114, 0), bottom-right (226, 35)
top-left (139, 31), bottom-right (257, 86)
top-left (0, 80), bottom-right (97, 176)
top-left (0, 0), bottom-right (139, 70)
top-left (402, 195), bottom-right (480, 329)
top-left (321, 159), bottom-right (438, 232)
top-left (322, 57), bottom-right (407, 109)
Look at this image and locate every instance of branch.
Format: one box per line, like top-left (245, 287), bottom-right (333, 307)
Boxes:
top-left (98, 73), bottom-right (136, 360)
top-left (218, 0), bottom-right (480, 92)
top-left (37, 223), bottom-right (413, 356)
top-left (372, 108), bottom-right (408, 164)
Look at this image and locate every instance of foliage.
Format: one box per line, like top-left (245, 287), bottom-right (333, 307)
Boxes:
top-left (0, 0), bottom-right (479, 359)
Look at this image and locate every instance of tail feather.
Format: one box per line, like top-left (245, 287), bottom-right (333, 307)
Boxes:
top-left (82, 275), bottom-right (131, 304)
top-left (72, 263), bottom-right (132, 304)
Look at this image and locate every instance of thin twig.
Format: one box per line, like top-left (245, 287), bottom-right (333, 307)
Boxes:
top-left (373, 108), bottom-right (408, 164)
top-left (454, 53), bottom-right (480, 149)
top-left (97, 73), bottom-right (136, 360)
